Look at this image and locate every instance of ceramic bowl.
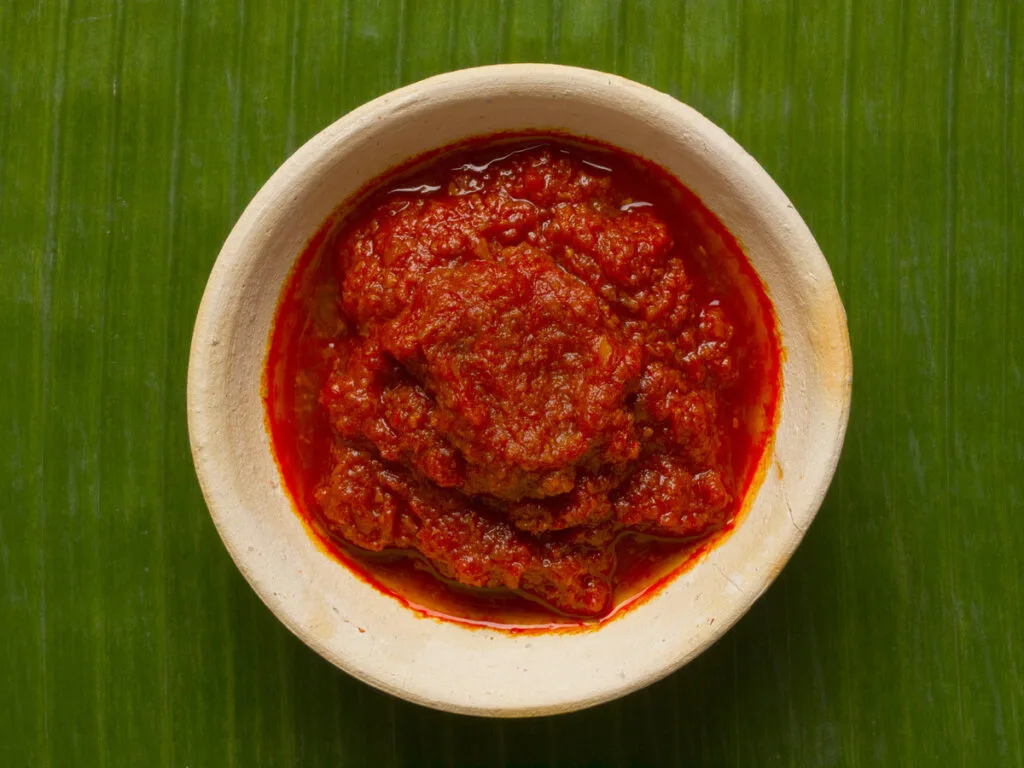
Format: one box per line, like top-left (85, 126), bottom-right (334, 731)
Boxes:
top-left (187, 64), bottom-right (852, 717)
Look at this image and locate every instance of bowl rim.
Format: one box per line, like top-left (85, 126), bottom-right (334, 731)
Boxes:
top-left (187, 63), bottom-right (852, 717)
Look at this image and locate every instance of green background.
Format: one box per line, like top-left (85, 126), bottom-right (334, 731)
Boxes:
top-left (2, 0), bottom-right (1021, 765)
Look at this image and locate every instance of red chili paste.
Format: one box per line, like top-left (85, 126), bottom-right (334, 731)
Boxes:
top-left (265, 135), bottom-right (781, 626)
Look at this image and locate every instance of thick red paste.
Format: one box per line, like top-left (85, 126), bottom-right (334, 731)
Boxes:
top-left (265, 135), bottom-right (781, 625)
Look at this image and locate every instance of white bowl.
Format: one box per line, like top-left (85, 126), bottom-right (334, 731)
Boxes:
top-left (187, 64), bottom-right (852, 717)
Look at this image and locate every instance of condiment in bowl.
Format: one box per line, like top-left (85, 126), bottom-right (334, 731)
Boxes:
top-left (188, 64), bottom-right (852, 716)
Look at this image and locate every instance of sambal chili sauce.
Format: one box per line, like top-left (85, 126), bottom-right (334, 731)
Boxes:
top-left (264, 134), bottom-right (782, 629)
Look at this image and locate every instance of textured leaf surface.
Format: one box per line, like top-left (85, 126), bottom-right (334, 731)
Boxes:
top-left (1, 1), bottom-right (1021, 765)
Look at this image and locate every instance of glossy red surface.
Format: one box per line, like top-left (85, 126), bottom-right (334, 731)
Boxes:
top-left (265, 134), bottom-right (781, 627)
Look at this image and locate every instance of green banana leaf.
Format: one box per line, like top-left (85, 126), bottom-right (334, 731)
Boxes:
top-left (2, 0), bottom-right (1021, 764)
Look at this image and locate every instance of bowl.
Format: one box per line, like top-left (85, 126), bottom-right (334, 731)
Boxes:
top-left (187, 63), bottom-right (852, 717)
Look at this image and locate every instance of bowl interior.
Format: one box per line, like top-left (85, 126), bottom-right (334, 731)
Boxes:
top-left (187, 64), bottom-right (851, 717)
